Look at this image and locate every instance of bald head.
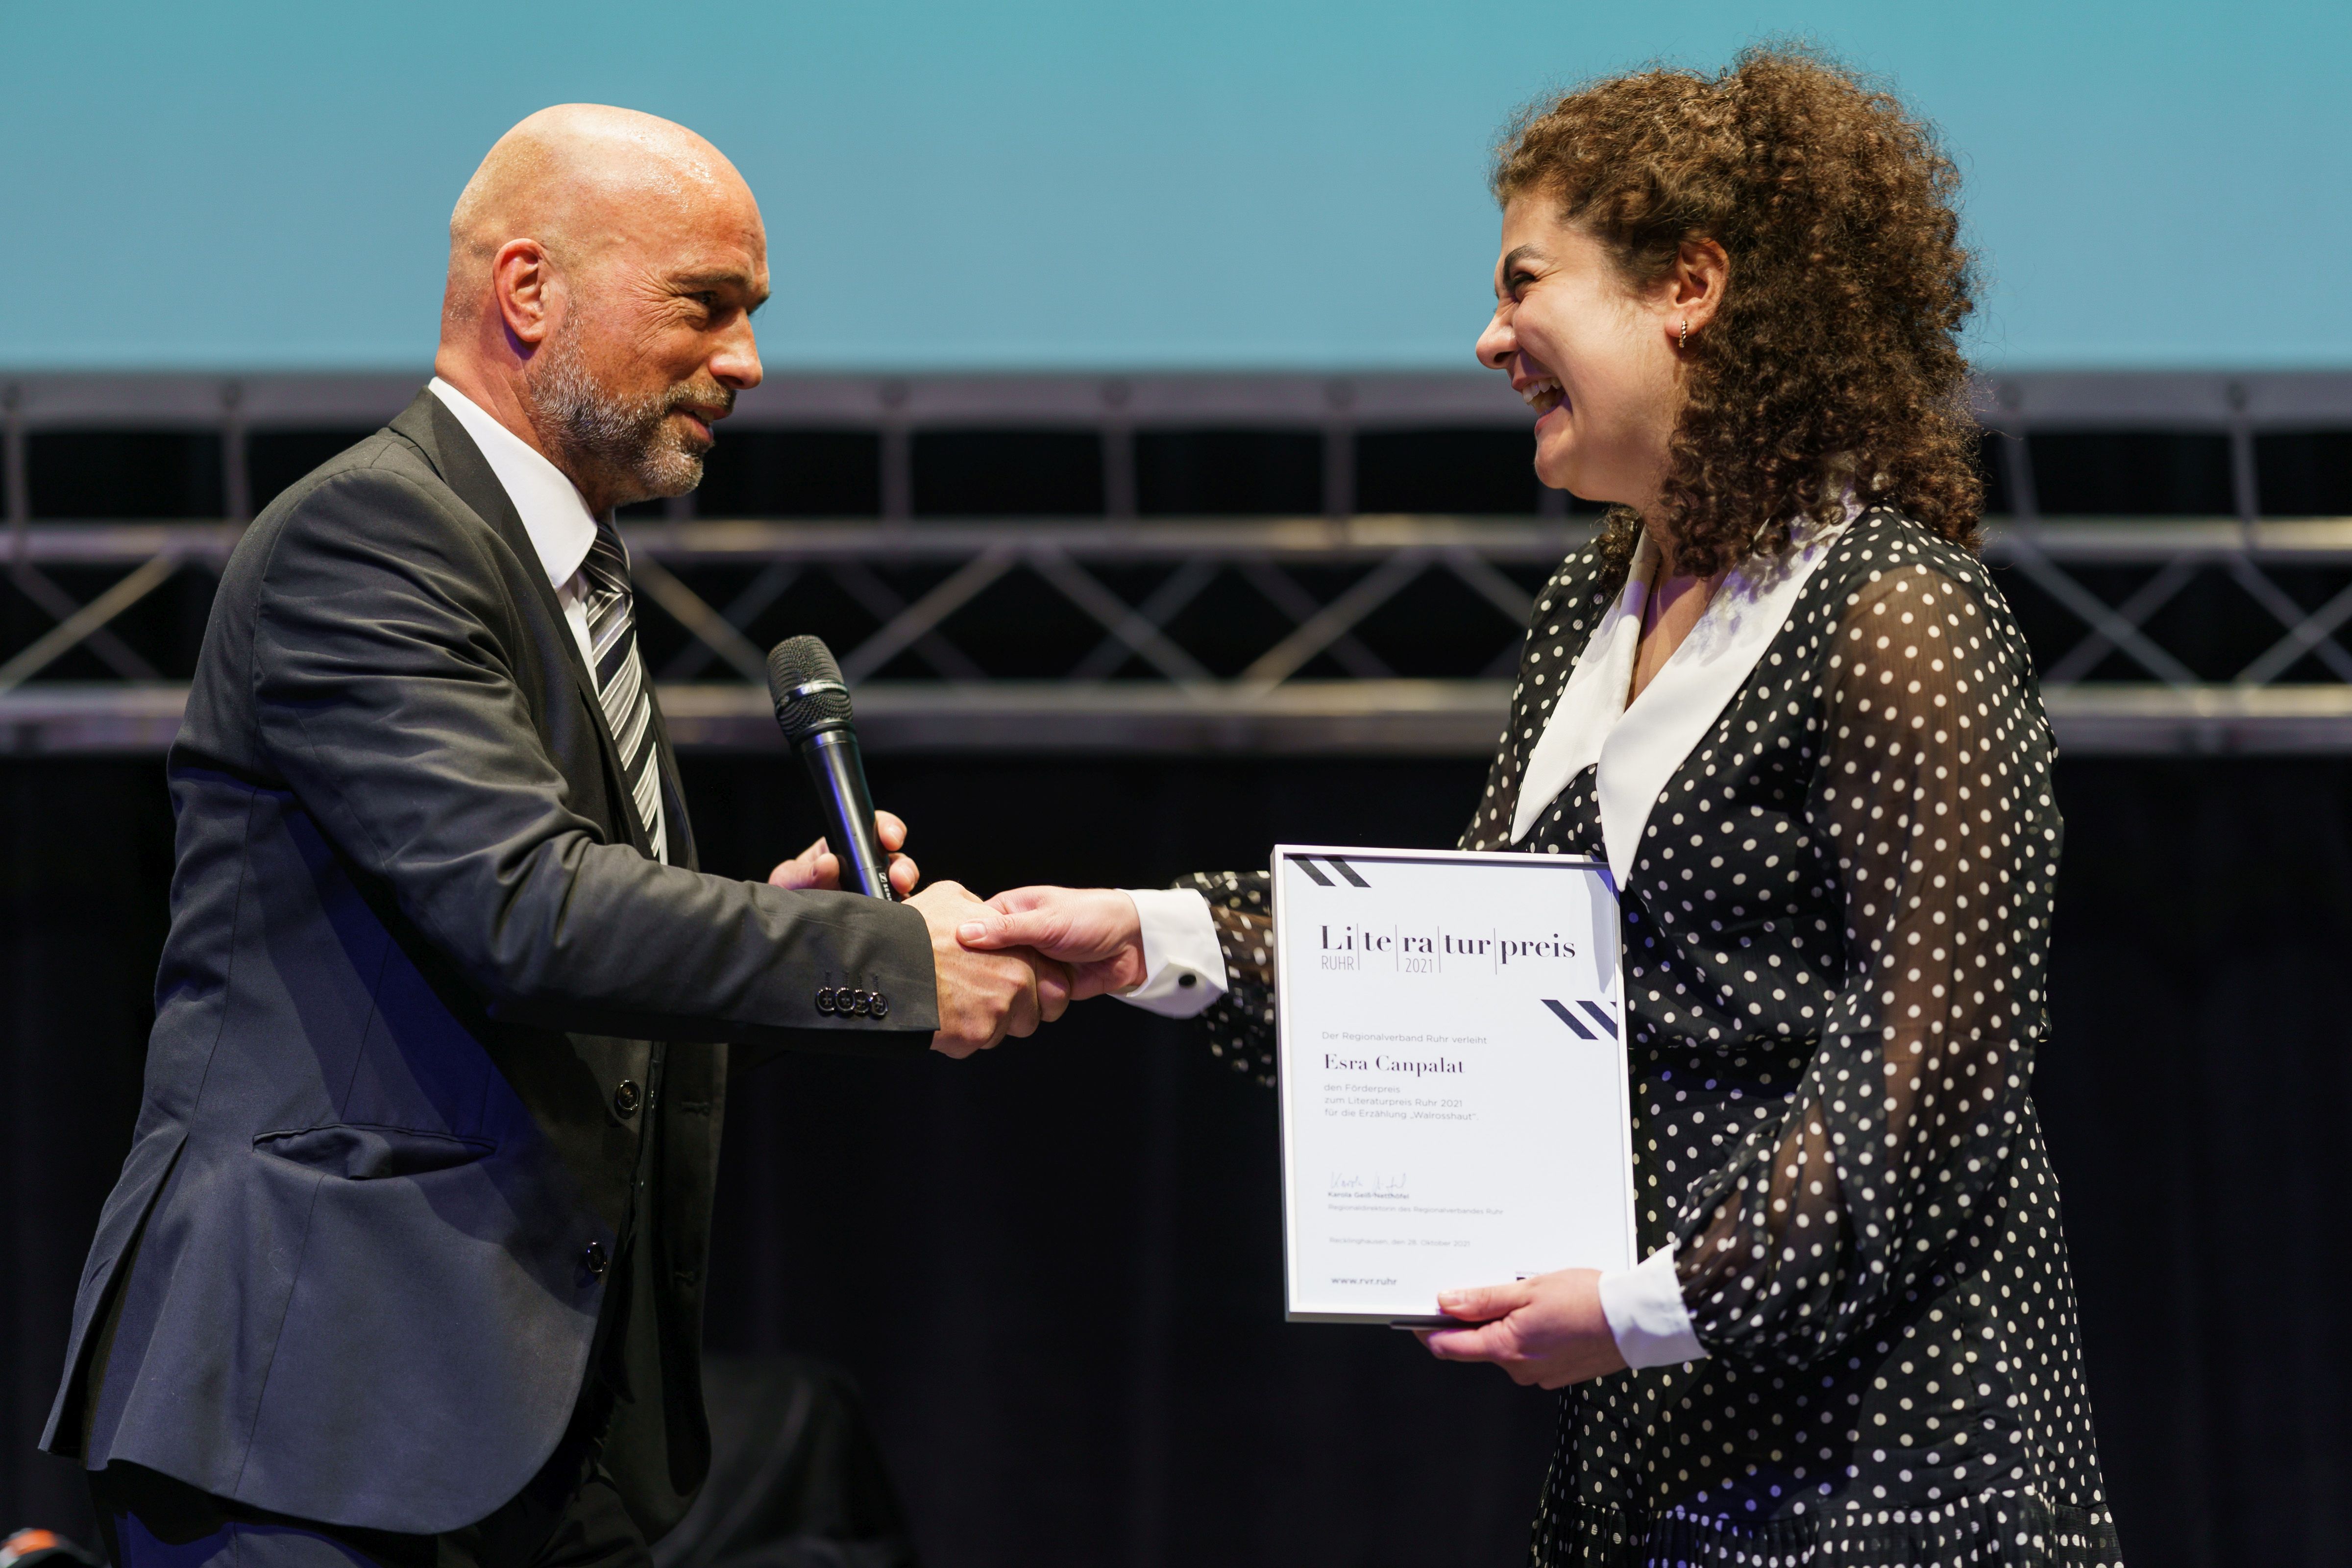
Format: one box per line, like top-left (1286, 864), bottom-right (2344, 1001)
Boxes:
top-left (447, 104), bottom-right (748, 280)
top-left (434, 104), bottom-right (767, 515)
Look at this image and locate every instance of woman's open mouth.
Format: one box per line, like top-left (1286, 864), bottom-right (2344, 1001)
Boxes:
top-left (1520, 375), bottom-right (1566, 424)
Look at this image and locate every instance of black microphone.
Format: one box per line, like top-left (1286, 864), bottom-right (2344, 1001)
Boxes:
top-left (766, 636), bottom-right (895, 901)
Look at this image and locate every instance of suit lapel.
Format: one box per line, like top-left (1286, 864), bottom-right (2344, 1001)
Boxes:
top-left (386, 390), bottom-right (652, 859)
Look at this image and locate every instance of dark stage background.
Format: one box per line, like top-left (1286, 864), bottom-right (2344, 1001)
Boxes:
top-left (4, 748), bottom-right (2349, 1567)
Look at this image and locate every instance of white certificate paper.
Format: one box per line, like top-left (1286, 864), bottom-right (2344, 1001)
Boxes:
top-left (1272, 845), bottom-right (1636, 1323)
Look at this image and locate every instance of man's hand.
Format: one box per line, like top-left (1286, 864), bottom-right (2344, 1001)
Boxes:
top-left (767, 809), bottom-right (919, 897)
top-left (909, 882), bottom-right (1073, 1057)
top-left (956, 886), bottom-right (1149, 1002)
top-left (1415, 1268), bottom-right (1627, 1390)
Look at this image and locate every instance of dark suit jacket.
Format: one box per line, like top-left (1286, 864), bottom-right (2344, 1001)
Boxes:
top-left (41, 391), bottom-right (937, 1535)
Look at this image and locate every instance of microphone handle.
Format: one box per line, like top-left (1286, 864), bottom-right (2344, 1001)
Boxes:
top-left (794, 726), bottom-right (895, 901)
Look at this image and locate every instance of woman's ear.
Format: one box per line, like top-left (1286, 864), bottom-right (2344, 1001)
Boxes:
top-left (1666, 238), bottom-right (1730, 347)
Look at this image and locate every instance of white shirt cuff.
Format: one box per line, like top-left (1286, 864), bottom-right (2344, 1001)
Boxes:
top-left (1595, 1246), bottom-right (1707, 1370)
top-left (1114, 888), bottom-right (1227, 1019)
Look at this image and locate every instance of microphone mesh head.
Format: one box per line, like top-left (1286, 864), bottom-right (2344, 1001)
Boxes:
top-left (766, 636), bottom-right (854, 740)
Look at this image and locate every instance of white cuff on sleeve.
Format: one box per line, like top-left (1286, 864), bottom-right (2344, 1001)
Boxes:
top-left (1114, 888), bottom-right (1228, 1019)
top-left (1595, 1246), bottom-right (1707, 1370)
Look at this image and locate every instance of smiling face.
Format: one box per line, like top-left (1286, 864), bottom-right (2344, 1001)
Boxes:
top-left (440, 105), bottom-right (771, 514)
top-left (1474, 195), bottom-right (1688, 515)
top-left (526, 169), bottom-right (769, 508)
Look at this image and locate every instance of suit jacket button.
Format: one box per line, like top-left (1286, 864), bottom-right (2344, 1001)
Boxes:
top-left (583, 1241), bottom-right (610, 1278)
top-left (815, 987), bottom-right (837, 1015)
top-left (851, 989), bottom-right (873, 1016)
top-left (612, 1079), bottom-right (642, 1118)
top-left (870, 992), bottom-right (889, 1019)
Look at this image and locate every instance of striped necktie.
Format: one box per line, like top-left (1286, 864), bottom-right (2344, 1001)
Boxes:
top-left (578, 519), bottom-right (667, 864)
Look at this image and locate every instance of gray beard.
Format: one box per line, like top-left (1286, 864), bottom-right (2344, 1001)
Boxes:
top-left (527, 321), bottom-right (706, 506)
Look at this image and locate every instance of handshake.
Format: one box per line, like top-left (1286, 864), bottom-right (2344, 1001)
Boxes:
top-left (767, 811), bottom-right (1154, 1056)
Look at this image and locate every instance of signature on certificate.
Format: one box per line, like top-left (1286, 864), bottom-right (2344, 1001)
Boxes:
top-left (1328, 1170), bottom-right (1411, 1196)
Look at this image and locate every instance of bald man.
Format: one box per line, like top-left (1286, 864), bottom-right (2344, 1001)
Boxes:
top-left (42, 106), bottom-right (1056, 1568)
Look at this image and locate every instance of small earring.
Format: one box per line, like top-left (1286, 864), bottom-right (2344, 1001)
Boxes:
top-left (1679, 319), bottom-right (1690, 351)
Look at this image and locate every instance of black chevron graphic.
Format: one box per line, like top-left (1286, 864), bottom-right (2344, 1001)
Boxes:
top-left (1542, 998), bottom-right (1617, 1039)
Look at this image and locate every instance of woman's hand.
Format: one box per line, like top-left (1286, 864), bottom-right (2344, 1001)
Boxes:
top-left (1417, 1268), bottom-right (1627, 1389)
top-left (908, 880), bottom-right (1072, 1055)
top-left (955, 886), bottom-right (1148, 1002)
top-left (767, 809), bottom-right (920, 897)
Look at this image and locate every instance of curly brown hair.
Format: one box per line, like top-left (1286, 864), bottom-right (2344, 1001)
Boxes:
top-left (1494, 45), bottom-right (1983, 573)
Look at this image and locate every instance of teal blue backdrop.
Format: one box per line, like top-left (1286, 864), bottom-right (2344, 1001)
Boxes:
top-left (2, 0), bottom-right (2344, 372)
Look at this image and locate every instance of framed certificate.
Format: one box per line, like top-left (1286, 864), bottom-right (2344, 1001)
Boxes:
top-left (1271, 845), bottom-right (1637, 1324)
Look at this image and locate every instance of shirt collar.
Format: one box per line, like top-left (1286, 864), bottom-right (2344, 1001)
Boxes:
top-left (427, 377), bottom-right (600, 589)
top-left (1509, 507), bottom-right (1853, 876)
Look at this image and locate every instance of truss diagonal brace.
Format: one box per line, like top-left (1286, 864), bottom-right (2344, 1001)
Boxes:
top-left (661, 562), bottom-right (801, 680)
top-left (1237, 562), bottom-right (1391, 679)
top-left (1070, 557), bottom-right (1219, 681)
top-left (630, 559), bottom-right (770, 683)
top-left (841, 546), bottom-right (1017, 684)
top-left (1240, 550), bottom-right (1430, 691)
top-left (0, 552), bottom-right (183, 694)
top-left (2002, 545), bottom-right (2198, 688)
top-left (8, 562), bottom-right (160, 681)
top-left (1025, 545), bottom-right (1211, 686)
top-left (2232, 566), bottom-right (2352, 686)
top-left (823, 562), bottom-right (987, 682)
top-left (2040, 554), bottom-right (2204, 687)
top-left (1438, 548), bottom-right (1536, 626)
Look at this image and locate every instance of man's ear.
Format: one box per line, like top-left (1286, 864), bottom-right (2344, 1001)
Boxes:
top-left (490, 238), bottom-right (559, 350)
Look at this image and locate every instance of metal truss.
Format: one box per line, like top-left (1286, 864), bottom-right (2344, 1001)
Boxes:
top-left (4, 369), bottom-right (2351, 757)
top-left (4, 514), bottom-right (2352, 757)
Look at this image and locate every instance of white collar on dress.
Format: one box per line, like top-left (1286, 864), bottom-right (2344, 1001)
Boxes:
top-left (427, 377), bottom-right (600, 591)
top-left (1510, 507), bottom-right (1853, 881)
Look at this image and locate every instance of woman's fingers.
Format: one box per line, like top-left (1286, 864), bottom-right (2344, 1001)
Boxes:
top-left (958, 908), bottom-right (1056, 952)
top-left (1421, 1276), bottom-right (1536, 1366)
top-left (956, 888), bottom-right (1070, 952)
top-left (958, 887), bottom-right (1144, 966)
top-left (1419, 1271), bottom-right (1623, 1390)
top-left (1421, 1318), bottom-right (1522, 1365)
top-left (1436, 1278), bottom-right (1535, 1323)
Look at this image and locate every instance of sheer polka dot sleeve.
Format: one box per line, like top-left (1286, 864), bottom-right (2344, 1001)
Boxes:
top-left (1669, 561), bottom-right (2058, 1367)
top-left (1171, 870), bottom-right (1276, 1083)
top-left (1154, 550), bottom-right (1614, 1090)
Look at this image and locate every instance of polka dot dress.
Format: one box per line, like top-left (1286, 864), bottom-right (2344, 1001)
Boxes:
top-left (1173, 871), bottom-right (1278, 1083)
top-left (1176, 512), bottom-right (2122, 1566)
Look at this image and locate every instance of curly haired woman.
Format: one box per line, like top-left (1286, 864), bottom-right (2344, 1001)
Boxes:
top-left (962, 46), bottom-right (2122, 1567)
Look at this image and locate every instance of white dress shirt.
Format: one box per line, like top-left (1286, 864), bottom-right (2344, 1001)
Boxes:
top-left (426, 378), bottom-right (604, 675)
top-left (1113, 511), bottom-right (1852, 1368)
top-left (1113, 887), bottom-right (1231, 1017)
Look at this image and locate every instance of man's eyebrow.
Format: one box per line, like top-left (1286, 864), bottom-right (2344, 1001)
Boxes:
top-left (668, 270), bottom-right (770, 313)
top-left (669, 270), bottom-right (759, 297)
